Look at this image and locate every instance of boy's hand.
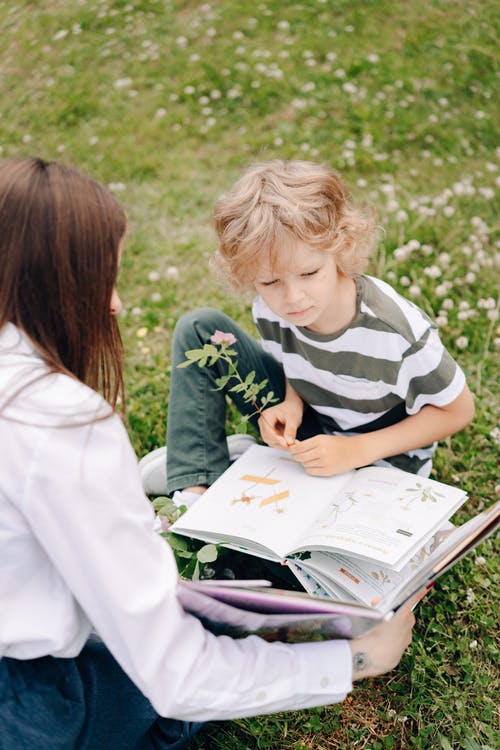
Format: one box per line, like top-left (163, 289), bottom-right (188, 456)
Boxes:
top-left (258, 401), bottom-right (303, 450)
top-left (289, 434), bottom-right (367, 475)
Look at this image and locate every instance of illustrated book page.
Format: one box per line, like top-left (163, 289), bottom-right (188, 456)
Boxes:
top-left (171, 444), bottom-right (467, 569)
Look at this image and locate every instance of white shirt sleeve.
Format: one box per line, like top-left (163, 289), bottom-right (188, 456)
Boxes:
top-left (21, 412), bottom-right (353, 721)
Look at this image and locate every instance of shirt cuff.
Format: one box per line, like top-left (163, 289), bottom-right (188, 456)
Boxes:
top-left (293, 639), bottom-right (353, 704)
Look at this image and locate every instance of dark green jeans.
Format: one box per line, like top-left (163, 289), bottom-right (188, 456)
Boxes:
top-left (166, 307), bottom-right (322, 495)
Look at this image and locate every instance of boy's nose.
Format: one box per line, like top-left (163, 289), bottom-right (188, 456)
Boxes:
top-left (283, 281), bottom-right (306, 306)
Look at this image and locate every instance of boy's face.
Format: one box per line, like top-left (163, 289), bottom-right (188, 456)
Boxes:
top-left (253, 240), bottom-right (353, 334)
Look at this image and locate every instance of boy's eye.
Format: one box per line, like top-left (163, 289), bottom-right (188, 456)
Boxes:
top-left (260, 278), bottom-right (279, 286)
top-left (302, 269), bottom-right (319, 277)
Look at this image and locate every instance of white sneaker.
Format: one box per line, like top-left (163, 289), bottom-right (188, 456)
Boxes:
top-left (138, 433), bottom-right (258, 496)
top-left (138, 446), bottom-right (169, 496)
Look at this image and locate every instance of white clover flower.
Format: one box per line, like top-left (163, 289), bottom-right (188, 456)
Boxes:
top-left (292, 98), bottom-right (307, 109)
top-left (273, 136), bottom-right (283, 146)
top-left (438, 252), bottom-right (450, 267)
top-left (108, 182), bottom-right (126, 192)
top-left (409, 285), bottom-right (421, 297)
top-left (465, 272), bottom-right (476, 283)
top-left (166, 266), bottom-right (180, 281)
top-left (148, 271), bottom-right (161, 282)
top-left (459, 300), bottom-right (470, 310)
top-left (367, 53), bottom-right (379, 63)
top-left (443, 206), bottom-right (455, 217)
top-left (277, 21), bottom-right (290, 30)
top-left (114, 77), bottom-right (133, 89)
top-left (342, 82), bottom-right (357, 94)
top-left (487, 309), bottom-right (499, 321)
top-left (474, 110), bottom-right (486, 119)
top-left (357, 178), bottom-right (367, 187)
top-left (151, 292), bottom-right (162, 302)
top-left (53, 29), bottom-right (69, 41)
top-left (442, 298), bottom-right (454, 310)
top-left (466, 588), bottom-right (475, 603)
top-left (334, 68), bottom-right (346, 78)
top-left (136, 327), bottom-right (148, 338)
top-left (435, 315), bottom-right (448, 327)
top-left (176, 35), bottom-right (187, 47)
top-left (399, 276), bottom-right (410, 287)
top-left (326, 52), bottom-right (337, 61)
top-left (155, 108), bottom-right (167, 118)
top-left (475, 555), bottom-right (486, 566)
top-left (395, 210), bottom-right (408, 223)
top-left (421, 244), bottom-right (433, 255)
top-left (210, 89), bottom-right (221, 99)
top-left (22, 134), bottom-right (32, 144)
top-left (89, 135), bottom-right (99, 145)
top-left (424, 265), bottom-right (441, 279)
top-left (184, 85), bottom-right (195, 95)
top-left (455, 336), bottom-right (468, 349)
top-left (379, 184), bottom-right (395, 196)
top-left (479, 187), bottom-right (494, 200)
top-left (469, 640), bottom-right (478, 649)
top-left (394, 247), bottom-right (409, 261)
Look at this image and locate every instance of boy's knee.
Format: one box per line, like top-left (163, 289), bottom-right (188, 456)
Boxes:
top-left (173, 307), bottom-right (236, 347)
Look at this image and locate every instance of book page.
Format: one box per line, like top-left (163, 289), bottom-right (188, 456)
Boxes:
top-left (294, 466), bottom-right (466, 568)
top-left (294, 524), bottom-right (454, 608)
top-left (171, 444), bottom-right (354, 559)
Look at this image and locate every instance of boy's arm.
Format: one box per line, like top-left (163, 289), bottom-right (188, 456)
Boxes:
top-left (289, 384), bottom-right (475, 476)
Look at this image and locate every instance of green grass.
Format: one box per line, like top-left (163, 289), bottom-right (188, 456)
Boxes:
top-left (2, 1), bottom-right (498, 747)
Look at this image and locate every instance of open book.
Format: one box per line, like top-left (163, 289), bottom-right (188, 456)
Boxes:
top-left (171, 445), bottom-right (498, 613)
top-left (176, 497), bottom-right (499, 640)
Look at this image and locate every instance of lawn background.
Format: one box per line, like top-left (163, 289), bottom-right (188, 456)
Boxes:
top-left (1, 1), bottom-right (498, 748)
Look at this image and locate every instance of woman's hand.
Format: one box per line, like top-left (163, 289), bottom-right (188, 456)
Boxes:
top-left (348, 589), bottom-right (426, 680)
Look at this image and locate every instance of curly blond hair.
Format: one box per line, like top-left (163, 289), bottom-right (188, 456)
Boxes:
top-left (212, 160), bottom-right (379, 291)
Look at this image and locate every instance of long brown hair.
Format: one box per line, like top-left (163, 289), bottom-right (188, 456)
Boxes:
top-left (0, 157), bottom-right (126, 407)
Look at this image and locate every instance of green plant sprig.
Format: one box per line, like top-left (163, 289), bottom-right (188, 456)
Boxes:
top-left (178, 330), bottom-right (278, 427)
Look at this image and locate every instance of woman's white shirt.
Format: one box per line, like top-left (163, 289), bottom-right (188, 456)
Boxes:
top-left (0, 323), bottom-right (352, 721)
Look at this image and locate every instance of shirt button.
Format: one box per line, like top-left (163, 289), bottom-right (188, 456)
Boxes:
top-left (256, 690), bottom-right (267, 701)
top-left (320, 676), bottom-right (329, 688)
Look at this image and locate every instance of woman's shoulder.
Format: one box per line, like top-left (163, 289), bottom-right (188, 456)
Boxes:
top-left (0, 324), bottom-right (112, 427)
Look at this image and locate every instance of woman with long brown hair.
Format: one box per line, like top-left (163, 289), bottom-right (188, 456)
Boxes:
top-left (0, 157), bottom-right (420, 750)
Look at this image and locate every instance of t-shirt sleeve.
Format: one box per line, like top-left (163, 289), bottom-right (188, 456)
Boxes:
top-left (397, 326), bottom-right (466, 414)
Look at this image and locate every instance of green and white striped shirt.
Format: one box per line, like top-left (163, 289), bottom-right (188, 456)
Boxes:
top-left (252, 274), bottom-right (466, 476)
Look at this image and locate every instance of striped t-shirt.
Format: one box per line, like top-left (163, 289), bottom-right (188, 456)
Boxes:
top-left (252, 274), bottom-right (466, 476)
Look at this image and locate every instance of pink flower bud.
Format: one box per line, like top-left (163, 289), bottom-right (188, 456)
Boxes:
top-left (210, 330), bottom-right (237, 345)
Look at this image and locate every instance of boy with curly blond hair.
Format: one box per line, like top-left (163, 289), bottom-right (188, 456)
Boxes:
top-left (140, 160), bottom-right (474, 505)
